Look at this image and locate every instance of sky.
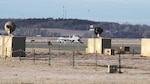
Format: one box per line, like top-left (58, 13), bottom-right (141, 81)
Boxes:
top-left (0, 0), bottom-right (150, 25)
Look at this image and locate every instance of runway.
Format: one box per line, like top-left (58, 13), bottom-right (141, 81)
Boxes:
top-left (26, 37), bottom-right (141, 53)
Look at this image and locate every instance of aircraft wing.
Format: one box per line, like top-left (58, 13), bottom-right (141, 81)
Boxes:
top-left (57, 37), bottom-right (70, 43)
top-left (78, 39), bottom-right (83, 44)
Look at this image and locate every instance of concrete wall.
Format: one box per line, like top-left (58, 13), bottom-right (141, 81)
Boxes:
top-left (0, 36), bottom-right (13, 57)
top-left (86, 38), bottom-right (111, 54)
top-left (141, 38), bottom-right (150, 57)
top-left (0, 36), bottom-right (26, 57)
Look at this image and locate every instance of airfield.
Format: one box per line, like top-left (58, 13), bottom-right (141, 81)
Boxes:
top-left (1, 37), bottom-right (150, 84)
top-left (26, 37), bottom-right (141, 53)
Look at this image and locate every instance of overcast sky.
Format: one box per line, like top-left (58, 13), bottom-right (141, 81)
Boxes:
top-left (0, 0), bottom-right (150, 25)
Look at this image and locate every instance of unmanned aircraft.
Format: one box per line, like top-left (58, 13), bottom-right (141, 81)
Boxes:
top-left (57, 35), bottom-right (83, 44)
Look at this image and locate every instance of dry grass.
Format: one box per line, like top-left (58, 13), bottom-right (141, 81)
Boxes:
top-left (0, 38), bottom-right (147, 84)
top-left (0, 53), bottom-right (150, 84)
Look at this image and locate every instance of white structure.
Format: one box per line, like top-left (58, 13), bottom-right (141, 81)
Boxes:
top-left (86, 38), bottom-right (111, 54)
top-left (0, 36), bottom-right (13, 57)
top-left (0, 35), bottom-right (26, 57)
top-left (104, 48), bottom-right (115, 56)
top-left (0, 21), bottom-right (26, 58)
top-left (141, 38), bottom-right (150, 57)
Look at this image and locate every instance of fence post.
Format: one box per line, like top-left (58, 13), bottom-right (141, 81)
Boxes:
top-left (118, 52), bottom-right (122, 73)
top-left (59, 42), bottom-right (61, 54)
top-left (73, 51), bottom-right (75, 68)
top-left (48, 41), bottom-right (52, 66)
top-left (31, 40), bottom-right (35, 64)
top-left (132, 49), bottom-right (134, 56)
top-left (95, 51), bottom-right (98, 70)
top-left (20, 49), bottom-right (21, 61)
top-left (5, 48), bottom-right (7, 60)
top-left (33, 49), bottom-right (35, 64)
top-left (49, 47), bottom-right (51, 66)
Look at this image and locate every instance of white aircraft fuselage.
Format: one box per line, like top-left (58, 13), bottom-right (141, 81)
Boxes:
top-left (57, 35), bottom-right (83, 43)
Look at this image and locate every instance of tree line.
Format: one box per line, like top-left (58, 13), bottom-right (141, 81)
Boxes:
top-left (0, 18), bottom-right (150, 38)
